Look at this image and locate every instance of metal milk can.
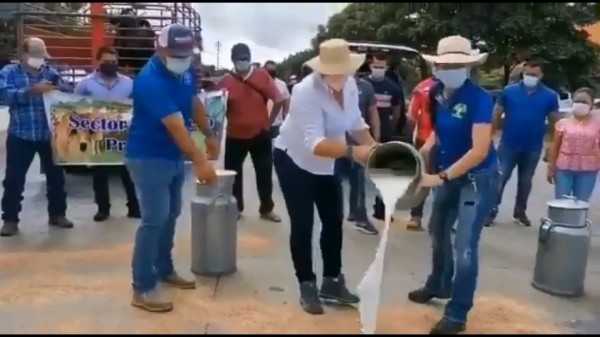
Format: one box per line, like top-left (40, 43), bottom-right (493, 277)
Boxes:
top-left (531, 198), bottom-right (592, 297)
top-left (365, 141), bottom-right (429, 210)
top-left (190, 170), bottom-right (239, 276)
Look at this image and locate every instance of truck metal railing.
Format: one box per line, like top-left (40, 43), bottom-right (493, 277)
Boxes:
top-left (3, 3), bottom-right (202, 85)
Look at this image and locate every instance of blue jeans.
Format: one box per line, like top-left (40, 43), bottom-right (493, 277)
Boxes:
top-left (554, 170), bottom-right (598, 202)
top-left (424, 169), bottom-right (499, 323)
top-left (126, 158), bottom-right (186, 292)
top-left (335, 158), bottom-right (368, 222)
top-left (491, 144), bottom-right (541, 217)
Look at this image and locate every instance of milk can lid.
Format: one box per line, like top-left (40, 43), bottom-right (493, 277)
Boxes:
top-left (547, 198), bottom-right (589, 210)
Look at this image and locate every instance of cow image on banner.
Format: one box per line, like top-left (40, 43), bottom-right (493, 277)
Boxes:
top-left (43, 91), bottom-right (133, 165)
top-left (43, 91), bottom-right (226, 166)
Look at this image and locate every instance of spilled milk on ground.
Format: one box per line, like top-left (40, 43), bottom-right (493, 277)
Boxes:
top-left (357, 174), bottom-right (414, 334)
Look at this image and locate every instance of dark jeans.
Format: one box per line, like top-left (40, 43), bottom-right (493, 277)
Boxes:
top-left (491, 143), bottom-right (541, 217)
top-left (373, 133), bottom-right (393, 217)
top-left (425, 169), bottom-right (499, 323)
top-left (224, 131), bottom-right (275, 214)
top-left (126, 158), bottom-right (185, 292)
top-left (335, 158), bottom-right (368, 222)
top-left (1, 134), bottom-right (67, 222)
top-left (92, 166), bottom-right (139, 212)
top-left (270, 125), bottom-right (281, 139)
top-left (274, 148), bottom-right (343, 283)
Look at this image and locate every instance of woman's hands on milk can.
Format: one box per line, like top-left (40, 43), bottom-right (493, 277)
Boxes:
top-left (350, 143), bottom-right (379, 165)
top-left (419, 174), bottom-right (443, 188)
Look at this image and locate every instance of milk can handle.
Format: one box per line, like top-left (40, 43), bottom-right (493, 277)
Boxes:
top-left (209, 193), bottom-right (230, 207)
top-left (538, 217), bottom-right (553, 245)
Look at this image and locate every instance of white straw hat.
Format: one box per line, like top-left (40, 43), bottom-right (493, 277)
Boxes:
top-left (305, 39), bottom-right (365, 75)
top-left (421, 35), bottom-right (488, 65)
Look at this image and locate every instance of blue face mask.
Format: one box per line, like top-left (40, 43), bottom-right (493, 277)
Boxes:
top-left (165, 56), bottom-right (191, 75)
top-left (435, 68), bottom-right (468, 89)
top-left (234, 60), bottom-right (251, 72)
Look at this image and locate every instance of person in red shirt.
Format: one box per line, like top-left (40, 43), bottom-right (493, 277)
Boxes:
top-left (218, 43), bottom-right (285, 222)
top-left (407, 76), bottom-right (436, 231)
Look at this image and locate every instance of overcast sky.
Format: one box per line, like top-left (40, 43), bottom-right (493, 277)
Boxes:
top-left (193, 3), bottom-right (347, 69)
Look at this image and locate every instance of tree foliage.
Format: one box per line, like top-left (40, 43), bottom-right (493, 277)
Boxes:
top-left (283, 3), bottom-right (600, 90)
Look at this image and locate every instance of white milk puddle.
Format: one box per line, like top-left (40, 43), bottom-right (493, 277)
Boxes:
top-left (357, 174), bottom-right (413, 334)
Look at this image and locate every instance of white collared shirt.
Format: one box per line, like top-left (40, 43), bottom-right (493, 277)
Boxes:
top-left (274, 73), bottom-right (368, 175)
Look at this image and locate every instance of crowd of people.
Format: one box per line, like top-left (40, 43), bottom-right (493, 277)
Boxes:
top-left (1, 21), bottom-right (599, 335)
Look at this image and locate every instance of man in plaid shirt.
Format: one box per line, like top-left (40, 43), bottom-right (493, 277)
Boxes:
top-left (0, 37), bottom-right (74, 237)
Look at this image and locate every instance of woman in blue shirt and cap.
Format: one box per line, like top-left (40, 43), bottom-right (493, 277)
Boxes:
top-left (409, 36), bottom-right (499, 334)
top-left (274, 39), bottom-right (378, 315)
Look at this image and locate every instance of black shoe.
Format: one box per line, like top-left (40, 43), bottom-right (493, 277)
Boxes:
top-left (372, 213), bottom-right (394, 222)
top-left (513, 213), bottom-right (531, 227)
top-left (346, 214), bottom-right (356, 222)
top-left (483, 216), bottom-right (495, 227)
top-left (0, 221), bottom-right (19, 237)
top-left (127, 208), bottom-right (141, 219)
top-left (429, 318), bottom-right (466, 335)
top-left (48, 216), bottom-right (74, 228)
top-left (93, 211), bottom-right (110, 222)
top-left (319, 274), bottom-right (360, 305)
top-left (299, 281), bottom-right (324, 315)
top-left (353, 221), bottom-right (379, 235)
top-left (408, 287), bottom-right (451, 304)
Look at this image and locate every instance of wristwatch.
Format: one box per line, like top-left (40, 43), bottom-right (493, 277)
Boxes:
top-left (438, 171), bottom-right (449, 183)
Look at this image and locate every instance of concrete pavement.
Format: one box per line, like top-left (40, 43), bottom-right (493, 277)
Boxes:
top-left (0, 138), bottom-right (599, 333)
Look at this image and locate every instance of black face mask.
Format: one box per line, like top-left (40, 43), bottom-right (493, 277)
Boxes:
top-left (201, 80), bottom-right (215, 91)
top-left (267, 69), bottom-right (277, 78)
top-left (99, 63), bottom-right (118, 77)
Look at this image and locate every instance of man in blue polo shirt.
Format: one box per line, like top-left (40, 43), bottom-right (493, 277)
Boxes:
top-left (409, 36), bottom-right (499, 334)
top-left (487, 59), bottom-right (559, 227)
top-left (367, 52), bottom-right (405, 221)
top-left (126, 23), bottom-right (218, 313)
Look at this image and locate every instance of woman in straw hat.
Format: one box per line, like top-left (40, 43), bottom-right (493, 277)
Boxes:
top-left (272, 38), bottom-right (378, 315)
top-left (408, 35), bottom-right (499, 334)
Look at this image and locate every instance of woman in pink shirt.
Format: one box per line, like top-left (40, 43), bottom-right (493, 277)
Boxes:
top-left (547, 87), bottom-right (600, 201)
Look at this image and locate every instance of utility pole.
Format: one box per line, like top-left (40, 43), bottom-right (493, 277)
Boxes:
top-left (215, 41), bottom-right (222, 69)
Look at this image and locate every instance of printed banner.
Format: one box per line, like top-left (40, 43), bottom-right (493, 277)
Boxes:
top-left (194, 89), bottom-right (228, 167)
top-left (43, 90), bottom-right (228, 166)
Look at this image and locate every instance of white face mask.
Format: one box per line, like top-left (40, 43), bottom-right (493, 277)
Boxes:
top-left (27, 57), bottom-right (45, 69)
top-left (522, 75), bottom-right (539, 88)
top-left (234, 60), bottom-right (251, 72)
top-left (435, 68), bottom-right (468, 89)
top-left (370, 68), bottom-right (386, 80)
top-left (165, 56), bottom-right (191, 75)
top-left (572, 102), bottom-right (591, 117)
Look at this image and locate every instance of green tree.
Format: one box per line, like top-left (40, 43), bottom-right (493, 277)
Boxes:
top-left (312, 3), bottom-right (600, 90)
top-left (278, 48), bottom-right (316, 78)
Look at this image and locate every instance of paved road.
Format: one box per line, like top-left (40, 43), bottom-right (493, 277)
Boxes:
top-left (0, 134), bottom-right (599, 333)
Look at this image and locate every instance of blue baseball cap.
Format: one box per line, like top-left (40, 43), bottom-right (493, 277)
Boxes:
top-left (158, 24), bottom-right (195, 58)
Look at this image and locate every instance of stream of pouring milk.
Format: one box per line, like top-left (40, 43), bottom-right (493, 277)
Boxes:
top-left (357, 174), bottom-right (413, 334)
